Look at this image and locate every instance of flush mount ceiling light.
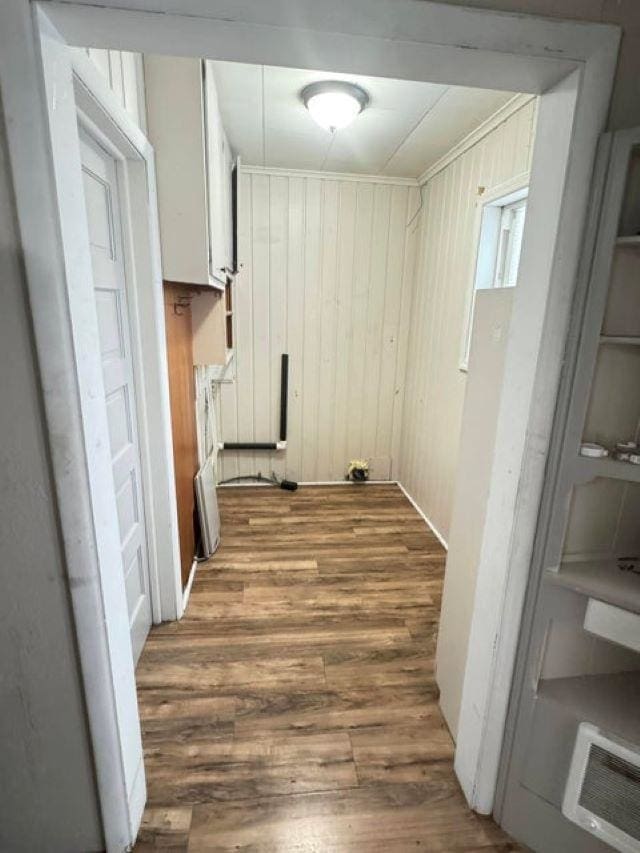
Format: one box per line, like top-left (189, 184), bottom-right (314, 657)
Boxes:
top-left (301, 81), bottom-right (369, 133)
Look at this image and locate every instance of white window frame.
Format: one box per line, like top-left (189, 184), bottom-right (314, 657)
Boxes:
top-left (494, 197), bottom-right (527, 288)
top-left (460, 177), bottom-right (530, 372)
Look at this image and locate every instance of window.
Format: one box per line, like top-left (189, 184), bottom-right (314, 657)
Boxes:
top-left (460, 186), bottom-right (528, 370)
top-left (493, 198), bottom-right (527, 288)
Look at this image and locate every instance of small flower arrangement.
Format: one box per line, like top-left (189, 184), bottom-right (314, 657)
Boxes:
top-left (347, 458), bottom-right (369, 482)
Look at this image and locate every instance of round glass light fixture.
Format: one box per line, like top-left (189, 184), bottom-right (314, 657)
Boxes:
top-left (301, 81), bottom-right (369, 133)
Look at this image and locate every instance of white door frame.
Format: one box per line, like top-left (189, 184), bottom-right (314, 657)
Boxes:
top-left (72, 50), bottom-right (183, 628)
top-left (0, 5), bottom-right (181, 849)
top-left (0, 0), bottom-right (619, 847)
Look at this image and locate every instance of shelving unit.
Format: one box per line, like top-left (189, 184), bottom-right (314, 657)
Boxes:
top-left (538, 672), bottom-right (640, 746)
top-left (615, 234), bottom-right (640, 247)
top-left (546, 560), bottom-right (640, 614)
top-left (501, 128), bottom-right (640, 851)
top-left (599, 335), bottom-right (640, 345)
top-left (572, 454), bottom-right (640, 484)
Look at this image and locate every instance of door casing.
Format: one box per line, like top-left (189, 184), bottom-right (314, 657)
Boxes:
top-left (7, 12), bottom-right (183, 848)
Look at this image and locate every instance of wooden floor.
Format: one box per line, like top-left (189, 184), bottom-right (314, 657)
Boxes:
top-left (135, 484), bottom-right (520, 852)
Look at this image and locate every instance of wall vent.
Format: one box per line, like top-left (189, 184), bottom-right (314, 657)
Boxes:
top-left (563, 723), bottom-right (640, 853)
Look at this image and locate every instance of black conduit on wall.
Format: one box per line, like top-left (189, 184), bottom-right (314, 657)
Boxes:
top-left (279, 353), bottom-right (289, 443)
top-left (219, 353), bottom-right (289, 451)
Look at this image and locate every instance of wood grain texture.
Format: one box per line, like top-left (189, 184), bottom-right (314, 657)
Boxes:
top-left (163, 282), bottom-right (198, 585)
top-left (135, 484), bottom-right (521, 851)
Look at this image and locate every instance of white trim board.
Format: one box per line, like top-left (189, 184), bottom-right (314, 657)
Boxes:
top-left (181, 558), bottom-right (198, 612)
top-left (1, 1), bottom-right (619, 844)
top-left (70, 47), bottom-right (183, 625)
top-left (419, 94), bottom-right (536, 186)
top-left (0, 9), bottom-right (181, 849)
top-left (39, 0), bottom-right (594, 91)
top-left (241, 164), bottom-right (419, 186)
top-left (396, 482), bottom-right (449, 550)
top-left (217, 479), bottom-right (403, 487)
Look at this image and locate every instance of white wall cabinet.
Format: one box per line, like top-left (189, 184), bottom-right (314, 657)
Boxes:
top-left (144, 55), bottom-right (234, 289)
top-left (204, 60), bottom-right (234, 282)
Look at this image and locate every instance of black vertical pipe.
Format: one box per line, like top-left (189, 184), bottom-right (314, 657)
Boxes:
top-left (279, 353), bottom-right (289, 442)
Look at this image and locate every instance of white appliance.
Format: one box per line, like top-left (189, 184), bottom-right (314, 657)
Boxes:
top-left (195, 451), bottom-right (220, 557)
top-left (563, 722), bottom-right (640, 852)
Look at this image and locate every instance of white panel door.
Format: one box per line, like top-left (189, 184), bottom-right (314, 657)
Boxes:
top-left (80, 129), bottom-right (152, 663)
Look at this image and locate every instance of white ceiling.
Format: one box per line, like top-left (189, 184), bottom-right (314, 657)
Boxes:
top-left (211, 61), bottom-right (515, 179)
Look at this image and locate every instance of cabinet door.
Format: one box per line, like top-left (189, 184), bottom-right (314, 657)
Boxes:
top-left (204, 61), bottom-right (230, 283)
top-left (145, 55), bottom-right (210, 285)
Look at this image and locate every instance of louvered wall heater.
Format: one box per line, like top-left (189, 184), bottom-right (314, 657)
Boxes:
top-left (563, 723), bottom-right (640, 852)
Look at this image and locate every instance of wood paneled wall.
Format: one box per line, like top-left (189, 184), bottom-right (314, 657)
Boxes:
top-left (217, 171), bottom-right (420, 483)
top-left (398, 99), bottom-right (537, 543)
top-left (163, 284), bottom-right (199, 586)
top-left (75, 48), bottom-right (146, 131)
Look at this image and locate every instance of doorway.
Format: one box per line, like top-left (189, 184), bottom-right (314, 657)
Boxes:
top-left (0, 1), bottom-right (619, 848)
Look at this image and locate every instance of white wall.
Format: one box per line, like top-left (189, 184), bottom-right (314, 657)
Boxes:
top-left (77, 48), bottom-right (146, 130)
top-left (398, 98), bottom-right (537, 542)
top-left (217, 169), bottom-right (420, 483)
top-left (436, 288), bottom-right (514, 738)
top-left (0, 97), bottom-right (103, 853)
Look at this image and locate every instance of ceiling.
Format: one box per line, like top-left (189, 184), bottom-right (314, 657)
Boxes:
top-left (211, 61), bottom-right (515, 179)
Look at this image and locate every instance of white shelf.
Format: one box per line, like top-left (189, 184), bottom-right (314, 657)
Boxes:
top-left (616, 235), bottom-right (640, 247)
top-left (572, 454), bottom-right (640, 484)
top-left (538, 671), bottom-right (640, 745)
top-left (599, 334), bottom-right (640, 345)
top-left (546, 559), bottom-right (640, 614)
top-left (210, 349), bottom-right (235, 383)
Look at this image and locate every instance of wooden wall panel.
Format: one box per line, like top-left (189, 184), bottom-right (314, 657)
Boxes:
top-left (398, 98), bottom-right (537, 542)
top-left (218, 170), bottom-right (419, 483)
top-left (163, 284), bottom-right (198, 586)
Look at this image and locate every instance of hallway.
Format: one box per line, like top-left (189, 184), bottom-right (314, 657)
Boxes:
top-left (135, 484), bottom-right (519, 851)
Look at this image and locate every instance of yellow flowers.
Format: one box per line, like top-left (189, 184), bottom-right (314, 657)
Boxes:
top-left (347, 459), bottom-right (369, 481)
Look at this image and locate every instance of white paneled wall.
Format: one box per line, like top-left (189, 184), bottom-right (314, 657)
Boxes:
top-left (398, 98), bottom-right (537, 542)
top-left (76, 48), bottom-right (147, 130)
top-left (218, 170), bottom-right (420, 483)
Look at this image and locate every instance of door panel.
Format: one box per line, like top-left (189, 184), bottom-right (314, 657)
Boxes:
top-left (80, 128), bottom-right (152, 663)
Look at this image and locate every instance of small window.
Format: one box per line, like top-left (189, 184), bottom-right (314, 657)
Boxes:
top-left (493, 198), bottom-right (527, 288)
top-left (460, 187), bottom-right (528, 370)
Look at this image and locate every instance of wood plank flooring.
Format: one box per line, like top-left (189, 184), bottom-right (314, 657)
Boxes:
top-left (135, 484), bottom-right (521, 852)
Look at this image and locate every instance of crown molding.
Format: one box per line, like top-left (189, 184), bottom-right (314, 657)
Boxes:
top-left (418, 93), bottom-right (536, 187)
top-left (240, 164), bottom-right (419, 187)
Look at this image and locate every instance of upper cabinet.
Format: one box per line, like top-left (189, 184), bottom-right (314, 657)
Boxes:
top-left (144, 55), bottom-right (234, 289)
top-left (203, 61), bottom-right (235, 283)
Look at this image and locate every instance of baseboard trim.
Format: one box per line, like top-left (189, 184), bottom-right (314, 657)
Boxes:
top-left (217, 479), bottom-right (399, 488)
top-left (396, 481), bottom-right (449, 550)
top-left (296, 480), bottom-right (398, 486)
top-left (127, 753), bottom-right (147, 845)
top-left (216, 478), bottom-right (448, 549)
top-left (181, 558), bottom-right (198, 613)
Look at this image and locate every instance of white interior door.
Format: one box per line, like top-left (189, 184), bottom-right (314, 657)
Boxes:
top-left (80, 128), bottom-right (152, 663)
